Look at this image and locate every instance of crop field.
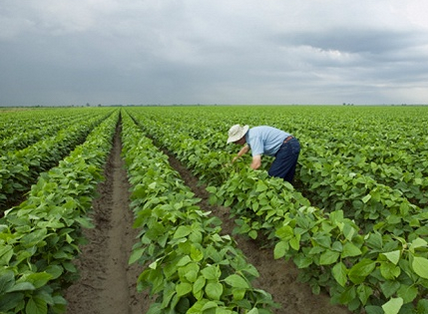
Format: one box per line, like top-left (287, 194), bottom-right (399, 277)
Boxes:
top-left (1, 105), bottom-right (428, 314)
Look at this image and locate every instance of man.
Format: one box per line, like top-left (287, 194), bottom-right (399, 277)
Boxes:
top-left (227, 124), bottom-right (300, 183)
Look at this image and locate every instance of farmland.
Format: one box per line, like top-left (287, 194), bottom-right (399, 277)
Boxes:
top-left (1, 105), bottom-right (428, 314)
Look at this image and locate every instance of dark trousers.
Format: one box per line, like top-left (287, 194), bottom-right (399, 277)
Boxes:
top-left (268, 138), bottom-right (300, 183)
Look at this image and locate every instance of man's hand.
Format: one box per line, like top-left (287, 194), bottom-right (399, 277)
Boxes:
top-left (250, 155), bottom-right (262, 170)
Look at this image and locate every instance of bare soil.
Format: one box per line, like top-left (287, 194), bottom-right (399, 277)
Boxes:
top-left (65, 125), bottom-right (351, 314)
top-left (65, 123), bottom-right (151, 314)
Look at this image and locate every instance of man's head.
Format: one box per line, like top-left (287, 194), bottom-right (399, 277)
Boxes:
top-left (227, 124), bottom-right (249, 145)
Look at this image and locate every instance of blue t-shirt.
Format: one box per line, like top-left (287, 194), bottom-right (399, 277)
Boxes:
top-left (245, 126), bottom-right (290, 157)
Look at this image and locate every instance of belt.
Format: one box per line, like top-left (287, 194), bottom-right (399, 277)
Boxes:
top-left (283, 136), bottom-right (294, 144)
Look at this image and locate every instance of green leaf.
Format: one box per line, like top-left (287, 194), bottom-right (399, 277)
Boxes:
top-left (338, 286), bottom-right (356, 304)
top-left (62, 261), bottom-right (77, 273)
top-left (179, 262), bottom-right (199, 283)
top-left (176, 282), bottom-right (192, 297)
top-left (382, 250), bottom-right (400, 265)
top-left (161, 283), bottom-right (176, 309)
top-left (412, 256), bottom-right (428, 279)
top-left (357, 284), bottom-right (372, 305)
top-left (319, 250), bottom-right (340, 265)
top-left (343, 223), bottom-right (356, 241)
top-left (21, 228), bottom-right (48, 247)
top-left (362, 194), bottom-right (371, 204)
top-left (364, 305), bottom-right (383, 314)
top-left (26, 296), bottom-right (48, 314)
top-left (275, 225), bottom-right (293, 240)
top-left (26, 272), bottom-right (53, 289)
top-left (174, 226), bottom-right (192, 239)
top-left (0, 270), bottom-right (15, 294)
top-left (184, 270), bottom-right (198, 283)
top-left (192, 276), bottom-right (206, 295)
top-left (332, 262), bottom-right (347, 287)
top-left (0, 245), bottom-right (13, 265)
top-left (146, 303), bottom-right (162, 314)
top-left (348, 259), bottom-right (376, 284)
top-left (380, 262), bottom-right (401, 280)
top-left (201, 266), bottom-right (220, 280)
top-left (128, 247), bottom-right (144, 264)
top-left (232, 288), bottom-right (246, 301)
top-left (148, 260), bottom-right (157, 270)
top-left (201, 301), bottom-right (218, 311)
top-left (44, 265), bottom-right (63, 280)
top-left (0, 292), bottom-right (24, 312)
top-left (274, 241), bottom-right (288, 259)
top-left (417, 299), bottom-right (428, 313)
top-left (224, 274), bottom-right (250, 289)
top-left (366, 232), bottom-right (383, 250)
top-left (190, 246), bottom-right (203, 262)
top-left (410, 238), bottom-right (427, 252)
top-left (175, 296), bottom-right (190, 312)
top-left (341, 242), bottom-right (362, 258)
top-left (205, 282), bottom-right (223, 300)
top-left (381, 297), bottom-right (403, 314)
top-left (256, 181), bottom-right (268, 192)
top-left (6, 282), bottom-right (35, 293)
top-left (380, 281), bottom-right (400, 298)
top-left (177, 255), bottom-right (192, 267)
top-left (397, 284), bottom-right (418, 303)
top-left (248, 230), bottom-right (258, 240)
top-left (290, 236), bottom-right (300, 251)
top-left (293, 255), bottom-right (312, 269)
top-left (312, 234), bottom-right (331, 248)
top-left (74, 216), bottom-right (94, 229)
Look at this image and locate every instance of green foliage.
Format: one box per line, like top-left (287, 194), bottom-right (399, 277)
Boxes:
top-left (0, 109), bottom-right (118, 313)
top-left (0, 109), bottom-right (113, 211)
top-left (124, 105), bottom-right (428, 313)
top-left (121, 112), bottom-right (278, 313)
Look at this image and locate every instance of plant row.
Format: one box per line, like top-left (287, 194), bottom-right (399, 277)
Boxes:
top-left (121, 111), bottom-right (278, 314)
top-left (0, 110), bottom-right (119, 314)
top-left (297, 135), bottom-right (427, 212)
top-left (126, 108), bottom-right (428, 314)
top-left (0, 109), bottom-right (65, 140)
top-left (0, 110), bottom-right (103, 154)
top-left (123, 106), bottom-right (428, 212)
top-left (124, 107), bottom-right (427, 236)
top-left (0, 110), bottom-right (114, 211)
top-left (297, 146), bottom-right (425, 234)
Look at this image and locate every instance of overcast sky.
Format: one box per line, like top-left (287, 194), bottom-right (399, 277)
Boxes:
top-left (1, 1), bottom-right (428, 106)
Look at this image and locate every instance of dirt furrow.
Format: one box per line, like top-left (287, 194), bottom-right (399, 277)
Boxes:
top-left (65, 122), bottom-right (147, 314)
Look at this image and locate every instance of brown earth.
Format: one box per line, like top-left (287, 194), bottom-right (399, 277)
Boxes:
top-left (65, 126), bottom-right (351, 314)
top-left (65, 124), bottom-right (151, 314)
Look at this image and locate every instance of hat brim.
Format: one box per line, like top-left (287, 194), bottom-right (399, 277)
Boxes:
top-left (227, 125), bottom-right (249, 143)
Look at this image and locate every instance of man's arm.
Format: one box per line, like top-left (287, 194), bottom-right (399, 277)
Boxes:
top-left (250, 154), bottom-right (262, 170)
top-left (232, 145), bottom-right (250, 163)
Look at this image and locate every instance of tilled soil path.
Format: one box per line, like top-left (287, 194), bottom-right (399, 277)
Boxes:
top-left (65, 125), bottom-right (350, 314)
top-left (65, 123), bottom-right (149, 314)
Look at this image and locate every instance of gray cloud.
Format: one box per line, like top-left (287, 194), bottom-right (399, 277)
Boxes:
top-left (1, 0), bottom-right (428, 106)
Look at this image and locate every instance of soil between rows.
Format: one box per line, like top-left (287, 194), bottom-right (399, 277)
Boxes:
top-left (65, 125), bottom-right (350, 314)
top-left (65, 123), bottom-right (151, 314)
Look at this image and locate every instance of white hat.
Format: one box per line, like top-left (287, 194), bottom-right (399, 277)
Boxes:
top-left (227, 124), bottom-right (249, 143)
